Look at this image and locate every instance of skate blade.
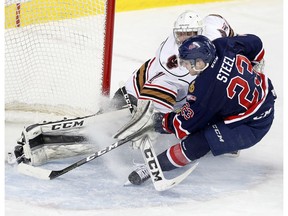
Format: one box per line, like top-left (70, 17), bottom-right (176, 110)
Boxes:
top-left (123, 180), bottom-right (133, 187)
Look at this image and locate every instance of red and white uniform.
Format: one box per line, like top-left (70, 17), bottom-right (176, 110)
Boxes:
top-left (125, 14), bottom-right (235, 113)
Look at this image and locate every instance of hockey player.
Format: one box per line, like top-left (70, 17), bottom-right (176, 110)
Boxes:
top-left (116, 34), bottom-right (276, 185)
top-left (111, 12), bottom-right (236, 113)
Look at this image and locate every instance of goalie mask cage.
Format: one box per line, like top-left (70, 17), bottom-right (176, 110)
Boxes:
top-left (5, 0), bottom-right (115, 120)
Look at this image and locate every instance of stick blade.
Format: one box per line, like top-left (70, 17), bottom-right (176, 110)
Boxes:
top-left (17, 163), bottom-right (52, 180)
top-left (140, 135), bottom-right (199, 191)
top-left (153, 162), bottom-right (199, 191)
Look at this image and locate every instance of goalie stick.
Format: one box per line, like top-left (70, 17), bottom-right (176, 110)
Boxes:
top-left (119, 85), bottom-right (135, 114)
top-left (17, 126), bottom-right (153, 180)
top-left (140, 135), bottom-right (199, 191)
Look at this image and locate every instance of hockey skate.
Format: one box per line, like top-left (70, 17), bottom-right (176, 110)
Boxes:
top-left (125, 164), bottom-right (150, 186)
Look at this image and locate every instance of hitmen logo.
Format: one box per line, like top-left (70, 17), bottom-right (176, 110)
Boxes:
top-left (144, 148), bottom-right (163, 181)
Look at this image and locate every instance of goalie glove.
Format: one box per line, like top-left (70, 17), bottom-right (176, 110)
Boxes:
top-left (113, 100), bottom-right (176, 149)
top-left (113, 99), bottom-right (162, 149)
top-left (113, 99), bottom-right (156, 140)
top-left (130, 112), bottom-right (172, 149)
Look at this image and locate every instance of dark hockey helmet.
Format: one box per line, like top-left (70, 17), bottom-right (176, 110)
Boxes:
top-left (178, 35), bottom-right (216, 69)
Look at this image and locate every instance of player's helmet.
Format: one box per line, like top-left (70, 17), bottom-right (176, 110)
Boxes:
top-left (178, 35), bottom-right (216, 72)
top-left (173, 11), bottom-right (203, 45)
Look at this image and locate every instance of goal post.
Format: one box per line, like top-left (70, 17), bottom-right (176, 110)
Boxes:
top-left (102, 0), bottom-right (115, 96)
top-left (5, 0), bottom-right (115, 119)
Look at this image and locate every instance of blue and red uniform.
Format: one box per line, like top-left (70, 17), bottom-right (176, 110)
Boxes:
top-left (157, 34), bottom-right (277, 171)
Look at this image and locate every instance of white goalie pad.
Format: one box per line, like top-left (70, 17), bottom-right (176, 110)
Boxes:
top-left (113, 100), bottom-right (156, 140)
top-left (15, 114), bottom-right (99, 166)
top-left (20, 127), bottom-right (96, 166)
top-left (23, 141), bottom-right (96, 166)
top-left (14, 113), bottom-right (103, 166)
top-left (12, 109), bottom-right (132, 166)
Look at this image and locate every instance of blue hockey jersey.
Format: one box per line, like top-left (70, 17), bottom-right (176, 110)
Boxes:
top-left (167, 34), bottom-right (276, 139)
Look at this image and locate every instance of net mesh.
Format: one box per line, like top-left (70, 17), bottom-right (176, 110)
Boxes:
top-left (5, 0), bottom-right (109, 119)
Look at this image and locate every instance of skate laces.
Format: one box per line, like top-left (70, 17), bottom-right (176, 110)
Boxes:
top-left (134, 165), bottom-right (150, 180)
top-left (128, 163), bottom-right (150, 185)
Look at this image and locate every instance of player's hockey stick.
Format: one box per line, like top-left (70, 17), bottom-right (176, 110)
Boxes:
top-left (140, 135), bottom-right (198, 191)
top-left (17, 126), bottom-right (153, 180)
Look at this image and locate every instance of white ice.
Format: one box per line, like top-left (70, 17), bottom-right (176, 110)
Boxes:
top-left (4, 0), bottom-right (285, 215)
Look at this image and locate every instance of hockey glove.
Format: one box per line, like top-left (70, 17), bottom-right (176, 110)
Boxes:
top-left (113, 99), bottom-right (155, 140)
top-left (161, 112), bottom-right (175, 134)
top-left (153, 112), bottom-right (173, 134)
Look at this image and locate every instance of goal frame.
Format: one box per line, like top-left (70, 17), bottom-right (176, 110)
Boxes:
top-left (102, 0), bottom-right (116, 96)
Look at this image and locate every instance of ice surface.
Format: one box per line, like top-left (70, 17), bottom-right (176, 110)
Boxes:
top-left (4, 0), bottom-right (284, 215)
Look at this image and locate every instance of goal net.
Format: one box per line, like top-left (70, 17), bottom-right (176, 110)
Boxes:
top-left (5, 0), bottom-right (115, 121)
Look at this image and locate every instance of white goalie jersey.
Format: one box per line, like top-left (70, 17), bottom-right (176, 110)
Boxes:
top-left (124, 14), bottom-right (235, 113)
top-left (125, 33), bottom-right (192, 113)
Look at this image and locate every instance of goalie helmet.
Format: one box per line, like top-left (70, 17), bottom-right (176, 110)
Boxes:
top-left (173, 11), bottom-right (203, 45)
top-left (178, 35), bottom-right (216, 72)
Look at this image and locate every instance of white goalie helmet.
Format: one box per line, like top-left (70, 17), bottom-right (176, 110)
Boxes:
top-left (173, 11), bottom-right (204, 45)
